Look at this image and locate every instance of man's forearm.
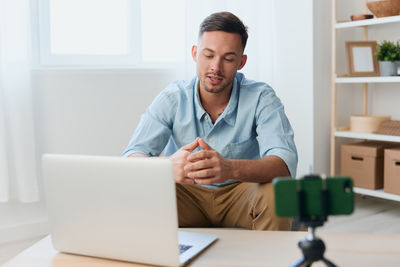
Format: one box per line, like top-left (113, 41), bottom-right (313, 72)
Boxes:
top-left (230, 156), bottom-right (290, 183)
top-left (128, 153), bottom-right (148, 158)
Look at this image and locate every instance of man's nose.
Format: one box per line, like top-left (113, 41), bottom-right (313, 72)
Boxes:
top-left (210, 58), bottom-right (222, 73)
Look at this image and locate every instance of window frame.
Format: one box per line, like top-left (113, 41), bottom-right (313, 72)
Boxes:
top-left (36, 0), bottom-right (143, 67)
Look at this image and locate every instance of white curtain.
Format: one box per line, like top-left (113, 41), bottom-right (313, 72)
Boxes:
top-left (183, 0), bottom-right (276, 86)
top-left (0, 0), bottom-right (39, 202)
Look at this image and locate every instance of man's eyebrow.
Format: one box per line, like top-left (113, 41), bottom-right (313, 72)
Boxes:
top-left (203, 48), bottom-right (238, 56)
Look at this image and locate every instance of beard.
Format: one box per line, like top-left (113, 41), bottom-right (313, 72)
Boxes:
top-left (198, 72), bottom-right (235, 94)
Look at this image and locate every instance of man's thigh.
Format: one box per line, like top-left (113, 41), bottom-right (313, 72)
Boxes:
top-left (175, 183), bottom-right (213, 227)
top-left (215, 182), bottom-right (292, 230)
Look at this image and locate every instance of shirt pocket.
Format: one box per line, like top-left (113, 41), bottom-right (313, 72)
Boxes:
top-left (224, 137), bottom-right (259, 159)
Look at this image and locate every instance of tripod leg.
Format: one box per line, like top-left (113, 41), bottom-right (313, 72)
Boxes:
top-left (321, 257), bottom-right (337, 267)
top-left (291, 257), bottom-right (312, 267)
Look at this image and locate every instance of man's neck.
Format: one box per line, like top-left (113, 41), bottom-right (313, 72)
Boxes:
top-left (198, 84), bottom-right (232, 123)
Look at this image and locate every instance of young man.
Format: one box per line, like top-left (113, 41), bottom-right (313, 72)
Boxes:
top-left (123, 12), bottom-right (297, 230)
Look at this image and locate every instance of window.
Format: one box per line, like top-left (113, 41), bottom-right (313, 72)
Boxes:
top-left (36, 0), bottom-right (185, 67)
top-left (141, 0), bottom-right (185, 62)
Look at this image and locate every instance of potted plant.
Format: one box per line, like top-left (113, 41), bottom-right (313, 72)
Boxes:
top-left (375, 40), bottom-right (400, 76)
top-left (397, 43), bottom-right (400, 76)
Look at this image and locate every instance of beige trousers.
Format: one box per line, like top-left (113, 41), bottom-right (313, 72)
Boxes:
top-left (176, 182), bottom-right (292, 231)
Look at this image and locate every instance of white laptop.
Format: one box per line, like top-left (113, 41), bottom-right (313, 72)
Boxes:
top-left (42, 154), bottom-right (218, 267)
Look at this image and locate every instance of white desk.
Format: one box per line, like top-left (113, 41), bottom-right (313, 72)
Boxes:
top-left (2, 228), bottom-right (400, 267)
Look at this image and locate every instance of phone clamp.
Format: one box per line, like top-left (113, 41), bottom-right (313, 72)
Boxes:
top-left (291, 175), bottom-right (337, 267)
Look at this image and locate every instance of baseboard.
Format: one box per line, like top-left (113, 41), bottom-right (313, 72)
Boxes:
top-left (0, 219), bottom-right (49, 245)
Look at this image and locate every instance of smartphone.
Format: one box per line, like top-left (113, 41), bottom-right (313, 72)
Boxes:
top-left (273, 176), bottom-right (354, 218)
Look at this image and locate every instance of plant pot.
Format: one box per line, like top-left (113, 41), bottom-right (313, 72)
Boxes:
top-left (379, 61), bottom-right (398, 76)
top-left (396, 61), bottom-right (400, 76)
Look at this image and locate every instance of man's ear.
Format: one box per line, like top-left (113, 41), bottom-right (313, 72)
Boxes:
top-left (238, 54), bottom-right (247, 70)
top-left (191, 45), bottom-right (198, 62)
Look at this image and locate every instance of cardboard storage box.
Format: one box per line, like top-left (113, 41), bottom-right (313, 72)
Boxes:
top-left (341, 141), bottom-right (395, 189)
top-left (384, 148), bottom-right (400, 195)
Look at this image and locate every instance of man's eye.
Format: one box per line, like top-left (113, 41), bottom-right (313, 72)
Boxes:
top-left (225, 58), bottom-right (234, 62)
top-left (205, 55), bottom-right (213, 58)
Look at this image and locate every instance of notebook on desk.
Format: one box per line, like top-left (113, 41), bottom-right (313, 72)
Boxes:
top-left (42, 154), bottom-right (218, 267)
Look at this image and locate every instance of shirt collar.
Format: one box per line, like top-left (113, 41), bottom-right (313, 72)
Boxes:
top-left (194, 78), bottom-right (207, 121)
top-left (194, 76), bottom-right (239, 127)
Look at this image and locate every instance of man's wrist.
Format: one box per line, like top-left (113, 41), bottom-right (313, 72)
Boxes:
top-left (230, 159), bottom-right (242, 181)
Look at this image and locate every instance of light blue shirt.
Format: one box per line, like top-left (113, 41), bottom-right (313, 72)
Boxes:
top-left (123, 72), bottom-right (297, 188)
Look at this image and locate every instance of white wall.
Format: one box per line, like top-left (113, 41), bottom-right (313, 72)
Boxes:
top-left (313, 0), bottom-right (332, 175)
top-left (274, 1), bottom-right (314, 177)
top-left (274, 0), bottom-right (332, 177)
top-left (33, 69), bottom-right (180, 156)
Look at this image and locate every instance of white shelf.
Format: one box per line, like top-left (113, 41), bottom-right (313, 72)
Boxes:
top-left (335, 76), bottom-right (400, 83)
top-left (335, 131), bottom-right (400, 142)
top-left (353, 187), bottom-right (400, 202)
top-left (335, 15), bottom-right (400, 29)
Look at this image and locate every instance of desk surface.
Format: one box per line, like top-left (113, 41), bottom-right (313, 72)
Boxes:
top-left (2, 228), bottom-right (400, 267)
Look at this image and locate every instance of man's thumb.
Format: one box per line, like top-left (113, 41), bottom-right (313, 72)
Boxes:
top-left (181, 138), bottom-right (199, 152)
top-left (198, 138), bottom-right (213, 150)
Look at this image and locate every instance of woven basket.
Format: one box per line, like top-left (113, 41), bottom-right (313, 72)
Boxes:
top-left (375, 120), bottom-right (400, 136)
top-left (367, 0), bottom-right (400, 17)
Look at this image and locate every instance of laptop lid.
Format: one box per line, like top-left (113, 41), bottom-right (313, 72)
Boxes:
top-left (43, 154), bottom-right (216, 267)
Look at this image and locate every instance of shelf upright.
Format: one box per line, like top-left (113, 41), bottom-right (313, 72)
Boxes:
top-left (330, 0), bottom-right (337, 176)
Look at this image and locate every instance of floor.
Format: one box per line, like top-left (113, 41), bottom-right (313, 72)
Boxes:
top-left (1, 195), bottom-right (400, 265)
top-left (322, 195), bottom-right (400, 234)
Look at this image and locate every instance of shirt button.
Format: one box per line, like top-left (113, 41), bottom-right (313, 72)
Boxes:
top-left (204, 115), bottom-right (209, 120)
top-left (209, 138), bottom-right (214, 143)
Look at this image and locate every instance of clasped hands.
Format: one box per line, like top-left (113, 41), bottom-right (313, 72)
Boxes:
top-left (169, 137), bottom-right (234, 185)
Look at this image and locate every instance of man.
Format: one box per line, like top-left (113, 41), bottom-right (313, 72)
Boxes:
top-left (123, 12), bottom-right (297, 230)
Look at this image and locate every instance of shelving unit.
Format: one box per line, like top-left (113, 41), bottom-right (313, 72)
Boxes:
top-left (353, 187), bottom-right (400, 202)
top-left (335, 131), bottom-right (400, 142)
top-left (331, 0), bottom-right (400, 201)
top-left (335, 15), bottom-right (400, 28)
top-left (336, 76), bottom-right (400, 83)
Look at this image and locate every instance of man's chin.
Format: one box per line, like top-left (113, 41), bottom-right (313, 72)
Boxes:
top-left (199, 78), bottom-right (230, 94)
top-left (204, 86), bottom-right (225, 94)
top-left (205, 81), bottom-right (228, 93)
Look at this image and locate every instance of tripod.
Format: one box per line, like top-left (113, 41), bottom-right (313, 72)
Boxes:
top-left (291, 225), bottom-right (336, 267)
top-left (291, 175), bottom-right (337, 267)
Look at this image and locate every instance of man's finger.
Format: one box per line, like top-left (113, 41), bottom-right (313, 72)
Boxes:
top-left (194, 177), bottom-right (216, 185)
top-left (198, 138), bottom-right (213, 151)
top-left (188, 169), bottom-right (215, 179)
top-left (187, 150), bottom-right (214, 161)
top-left (181, 178), bottom-right (196, 184)
top-left (181, 137), bottom-right (199, 152)
top-left (184, 159), bottom-right (214, 172)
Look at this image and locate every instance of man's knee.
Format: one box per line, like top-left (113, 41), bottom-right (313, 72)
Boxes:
top-left (250, 182), bottom-right (292, 231)
top-left (175, 183), bottom-right (211, 227)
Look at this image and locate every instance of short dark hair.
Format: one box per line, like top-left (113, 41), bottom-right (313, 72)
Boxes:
top-left (199, 12), bottom-right (248, 50)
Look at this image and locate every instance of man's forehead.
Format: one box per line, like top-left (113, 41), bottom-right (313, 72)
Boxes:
top-left (198, 31), bottom-right (243, 53)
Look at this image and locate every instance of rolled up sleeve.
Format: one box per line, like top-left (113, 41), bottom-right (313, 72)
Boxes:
top-left (122, 90), bottom-right (176, 157)
top-left (255, 89), bottom-right (298, 177)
